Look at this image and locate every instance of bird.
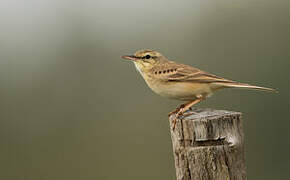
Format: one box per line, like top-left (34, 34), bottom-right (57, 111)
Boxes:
top-left (122, 49), bottom-right (277, 129)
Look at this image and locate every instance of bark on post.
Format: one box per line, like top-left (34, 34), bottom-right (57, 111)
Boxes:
top-left (169, 108), bottom-right (246, 180)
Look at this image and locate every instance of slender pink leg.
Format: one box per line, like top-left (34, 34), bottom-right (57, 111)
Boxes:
top-left (172, 97), bottom-right (203, 130)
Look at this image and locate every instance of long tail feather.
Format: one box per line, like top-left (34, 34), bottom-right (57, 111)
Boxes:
top-left (214, 82), bottom-right (278, 93)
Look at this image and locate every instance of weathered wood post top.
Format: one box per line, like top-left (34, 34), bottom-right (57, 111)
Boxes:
top-left (169, 108), bottom-right (246, 180)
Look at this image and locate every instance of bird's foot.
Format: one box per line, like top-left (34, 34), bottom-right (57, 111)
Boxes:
top-left (170, 98), bottom-right (203, 130)
top-left (168, 104), bottom-right (185, 117)
top-left (170, 103), bottom-right (201, 130)
top-left (168, 109), bottom-right (179, 117)
top-left (182, 111), bottom-right (198, 117)
top-left (171, 107), bottom-right (187, 130)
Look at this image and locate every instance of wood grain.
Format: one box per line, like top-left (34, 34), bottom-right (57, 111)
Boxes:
top-left (169, 108), bottom-right (246, 180)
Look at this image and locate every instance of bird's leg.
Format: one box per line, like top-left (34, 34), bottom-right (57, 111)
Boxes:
top-left (177, 97), bottom-right (203, 116)
top-left (183, 111), bottom-right (197, 117)
top-left (168, 104), bottom-right (185, 117)
top-left (171, 95), bottom-right (204, 130)
top-left (169, 103), bottom-right (189, 130)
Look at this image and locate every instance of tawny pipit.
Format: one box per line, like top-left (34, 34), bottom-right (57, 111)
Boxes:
top-left (122, 49), bottom-right (277, 129)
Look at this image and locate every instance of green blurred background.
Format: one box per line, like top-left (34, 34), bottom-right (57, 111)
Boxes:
top-left (0, 0), bottom-right (289, 179)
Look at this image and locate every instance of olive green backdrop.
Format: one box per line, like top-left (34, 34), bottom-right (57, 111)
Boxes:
top-left (0, 0), bottom-right (289, 179)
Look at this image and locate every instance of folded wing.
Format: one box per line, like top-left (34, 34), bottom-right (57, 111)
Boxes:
top-left (152, 62), bottom-right (277, 92)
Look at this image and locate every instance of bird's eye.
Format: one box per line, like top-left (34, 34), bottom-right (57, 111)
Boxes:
top-left (145, 55), bottom-right (151, 59)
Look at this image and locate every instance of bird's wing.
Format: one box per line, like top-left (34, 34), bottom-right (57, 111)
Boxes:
top-left (150, 62), bottom-right (277, 92)
top-left (152, 62), bottom-right (236, 84)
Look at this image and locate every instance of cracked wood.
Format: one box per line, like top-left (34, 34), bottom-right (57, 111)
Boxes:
top-left (169, 108), bottom-right (246, 180)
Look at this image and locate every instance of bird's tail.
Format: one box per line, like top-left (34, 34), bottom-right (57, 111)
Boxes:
top-left (214, 82), bottom-right (278, 93)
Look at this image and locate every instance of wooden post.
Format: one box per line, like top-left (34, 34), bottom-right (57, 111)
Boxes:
top-left (169, 108), bottom-right (246, 180)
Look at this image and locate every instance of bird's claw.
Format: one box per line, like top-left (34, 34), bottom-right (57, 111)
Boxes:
top-left (171, 107), bottom-right (198, 130)
top-left (168, 109), bottom-right (179, 117)
top-left (171, 108), bottom-right (185, 130)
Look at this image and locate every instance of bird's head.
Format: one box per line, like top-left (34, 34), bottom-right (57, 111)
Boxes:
top-left (122, 49), bottom-right (165, 72)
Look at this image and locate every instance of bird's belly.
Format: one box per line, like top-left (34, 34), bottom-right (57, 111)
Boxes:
top-left (146, 80), bottom-right (212, 101)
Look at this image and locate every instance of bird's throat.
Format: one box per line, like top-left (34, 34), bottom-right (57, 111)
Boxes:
top-left (134, 62), bottom-right (143, 75)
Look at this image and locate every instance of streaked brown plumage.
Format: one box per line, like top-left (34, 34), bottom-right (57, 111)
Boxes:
top-left (122, 49), bottom-right (277, 129)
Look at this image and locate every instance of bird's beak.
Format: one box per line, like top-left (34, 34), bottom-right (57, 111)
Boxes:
top-left (121, 55), bottom-right (139, 61)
